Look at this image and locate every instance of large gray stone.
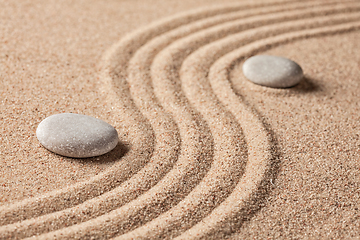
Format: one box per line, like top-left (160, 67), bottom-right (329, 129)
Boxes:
top-left (242, 55), bottom-right (303, 88)
top-left (36, 113), bottom-right (118, 158)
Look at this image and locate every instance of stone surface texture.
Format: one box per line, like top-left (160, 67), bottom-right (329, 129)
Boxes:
top-left (242, 55), bottom-right (303, 88)
top-left (36, 113), bottom-right (118, 158)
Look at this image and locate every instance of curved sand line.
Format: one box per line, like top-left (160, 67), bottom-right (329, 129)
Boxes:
top-left (2, 0), bottom-right (360, 239)
top-left (114, 3), bottom-right (345, 239)
top-left (0, 0), bottom-right (289, 232)
top-left (177, 21), bottom-right (360, 240)
top-left (117, 7), bottom-right (360, 240)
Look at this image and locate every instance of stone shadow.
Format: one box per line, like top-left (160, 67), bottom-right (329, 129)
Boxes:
top-left (65, 142), bottom-right (130, 166)
top-left (288, 76), bottom-right (322, 94)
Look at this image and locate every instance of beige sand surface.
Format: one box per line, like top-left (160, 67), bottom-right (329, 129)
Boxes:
top-left (0, 0), bottom-right (359, 239)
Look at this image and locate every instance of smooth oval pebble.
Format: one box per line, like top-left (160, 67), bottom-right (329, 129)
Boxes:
top-left (242, 55), bottom-right (303, 88)
top-left (36, 113), bottom-right (118, 158)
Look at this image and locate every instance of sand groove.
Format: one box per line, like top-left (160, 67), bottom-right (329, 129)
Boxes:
top-left (1, 0), bottom-right (360, 239)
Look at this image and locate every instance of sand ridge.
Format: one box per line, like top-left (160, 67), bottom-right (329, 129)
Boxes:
top-left (1, 0), bottom-right (359, 239)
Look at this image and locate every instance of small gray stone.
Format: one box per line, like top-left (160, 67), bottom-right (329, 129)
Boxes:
top-left (242, 55), bottom-right (303, 88)
top-left (36, 113), bottom-right (118, 158)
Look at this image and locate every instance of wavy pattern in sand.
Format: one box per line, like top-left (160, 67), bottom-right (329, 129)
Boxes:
top-left (1, 0), bottom-right (360, 239)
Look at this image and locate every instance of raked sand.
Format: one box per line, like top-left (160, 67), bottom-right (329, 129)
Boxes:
top-left (0, 0), bottom-right (359, 239)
